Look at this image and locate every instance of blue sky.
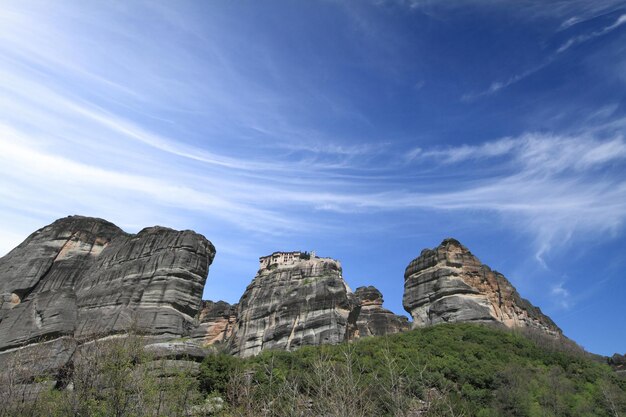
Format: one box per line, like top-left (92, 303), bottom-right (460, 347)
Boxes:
top-left (1, 0), bottom-right (625, 355)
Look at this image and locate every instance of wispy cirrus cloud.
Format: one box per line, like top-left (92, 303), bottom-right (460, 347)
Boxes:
top-left (0, 130), bottom-right (305, 234)
top-left (557, 13), bottom-right (626, 53)
top-left (551, 282), bottom-right (572, 309)
top-left (392, 0), bottom-right (626, 22)
top-left (461, 62), bottom-right (553, 102)
top-left (463, 11), bottom-right (626, 101)
top-left (406, 137), bottom-right (518, 163)
top-left (1, 0), bottom-right (624, 273)
top-left (408, 134), bottom-right (626, 170)
top-left (0, 1), bottom-right (379, 172)
top-left (395, 133), bottom-right (626, 261)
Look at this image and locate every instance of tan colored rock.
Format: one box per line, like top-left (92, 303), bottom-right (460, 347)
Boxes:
top-left (353, 286), bottom-right (410, 338)
top-left (403, 238), bottom-right (561, 336)
top-left (192, 300), bottom-right (237, 346)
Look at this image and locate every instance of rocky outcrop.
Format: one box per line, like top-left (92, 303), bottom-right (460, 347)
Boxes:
top-left (0, 217), bottom-right (414, 366)
top-left (229, 253), bottom-right (356, 357)
top-left (1, 217), bottom-right (565, 368)
top-left (354, 286), bottom-right (410, 337)
top-left (609, 353), bottom-right (626, 378)
top-left (228, 253), bottom-right (412, 357)
top-left (0, 216), bottom-right (123, 350)
top-left (192, 300), bottom-right (238, 346)
top-left (403, 238), bottom-right (561, 336)
top-left (0, 215), bottom-right (215, 386)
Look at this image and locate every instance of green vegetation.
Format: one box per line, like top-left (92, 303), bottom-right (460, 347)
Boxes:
top-left (199, 324), bottom-right (626, 416)
top-left (2, 324), bottom-right (624, 416)
top-left (0, 336), bottom-right (202, 417)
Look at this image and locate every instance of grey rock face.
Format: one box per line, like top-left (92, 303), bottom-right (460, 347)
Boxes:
top-left (229, 253), bottom-right (357, 357)
top-left (403, 238), bottom-right (561, 336)
top-left (74, 225), bottom-right (213, 339)
top-left (0, 216), bottom-right (123, 350)
top-left (143, 340), bottom-right (214, 361)
top-left (228, 254), bottom-right (411, 357)
top-left (0, 215), bottom-right (215, 383)
top-left (354, 286), bottom-right (410, 337)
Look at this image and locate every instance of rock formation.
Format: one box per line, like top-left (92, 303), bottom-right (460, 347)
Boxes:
top-left (229, 252), bottom-right (356, 357)
top-left (403, 238), bottom-right (561, 336)
top-left (191, 300), bottom-right (238, 346)
top-left (0, 215), bottom-right (215, 386)
top-left (228, 252), bottom-right (410, 357)
top-left (354, 286), bottom-right (410, 337)
top-left (1, 216), bottom-right (563, 370)
top-left (609, 353), bottom-right (626, 378)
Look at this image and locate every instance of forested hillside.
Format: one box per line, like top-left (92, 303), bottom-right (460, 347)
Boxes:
top-left (6, 323), bottom-right (623, 416)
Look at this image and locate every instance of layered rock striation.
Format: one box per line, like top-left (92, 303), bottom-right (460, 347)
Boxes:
top-left (191, 300), bottom-right (238, 346)
top-left (354, 286), bottom-right (410, 337)
top-left (229, 253), bottom-right (356, 357)
top-left (1, 216), bottom-right (563, 367)
top-left (0, 215), bottom-right (215, 383)
top-left (403, 238), bottom-right (561, 336)
top-left (228, 252), bottom-right (410, 357)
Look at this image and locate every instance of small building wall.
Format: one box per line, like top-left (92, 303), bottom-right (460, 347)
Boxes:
top-left (259, 251), bottom-right (303, 268)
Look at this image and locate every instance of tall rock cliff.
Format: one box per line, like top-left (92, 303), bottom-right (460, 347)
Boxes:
top-left (403, 238), bottom-right (561, 336)
top-left (229, 252), bottom-right (356, 357)
top-left (0, 215), bottom-right (215, 383)
top-left (1, 217), bottom-right (563, 368)
top-left (228, 251), bottom-right (410, 357)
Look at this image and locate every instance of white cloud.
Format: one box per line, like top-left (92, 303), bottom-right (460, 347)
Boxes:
top-left (409, 134), bottom-right (626, 172)
top-left (461, 62), bottom-right (552, 102)
top-left (5, 108), bottom-right (624, 266)
top-left (392, 0), bottom-right (626, 23)
top-left (557, 14), bottom-right (626, 53)
top-left (366, 134), bottom-right (626, 261)
top-left (417, 137), bottom-right (518, 163)
top-left (559, 16), bottom-right (583, 30)
top-left (404, 147), bottom-right (422, 162)
top-left (464, 13), bottom-right (626, 100)
top-left (0, 0), bottom-right (625, 290)
top-left (0, 128), bottom-right (305, 235)
top-left (551, 282), bottom-right (571, 309)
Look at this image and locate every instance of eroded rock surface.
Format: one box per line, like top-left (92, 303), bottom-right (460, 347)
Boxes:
top-left (0, 215), bottom-right (215, 385)
top-left (354, 286), bottom-right (410, 337)
top-left (229, 253), bottom-right (357, 357)
top-left (403, 238), bottom-right (561, 336)
top-left (74, 224), bottom-right (213, 339)
top-left (228, 253), bottom-right (411, 357)
top-left (0, 216), bottom-right (123, 350)
top-left (191, 300), bottom-right (238, 346)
